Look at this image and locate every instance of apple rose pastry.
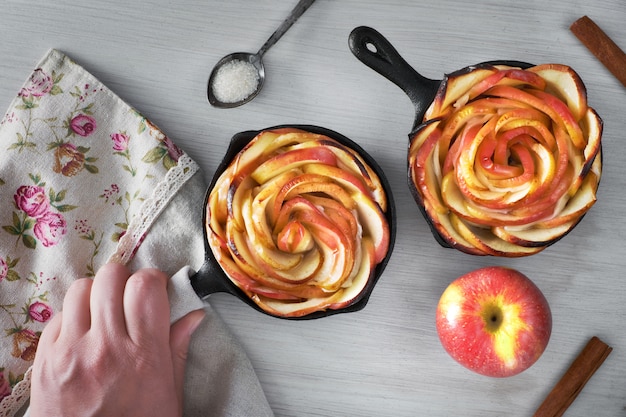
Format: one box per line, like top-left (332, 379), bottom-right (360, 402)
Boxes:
top-left (207, 128), bottom-right (391, 317)
top-left (409, 63), bottom-right (602, 256)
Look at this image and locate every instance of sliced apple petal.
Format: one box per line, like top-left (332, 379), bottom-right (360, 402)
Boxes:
top-left (257, 237), bottom-right (375, 318)
top-left (250, 147), bottom-right (338, 184)
top-left (534, 168), bottom-right (598, 229)
top-left (352, 192), bottom-right (390, 264)
top-left (426, 66), bottom-right (498, 119)
top-left (451, 216), bottom-right (544, 256)
top-left (322, 139), bottom-right (388, 212)
top-left (493, 220), bottom-right (577, 247)
top-left (529, 64), bottom-right (588, 120)
top-left (581, 108), bottom-right (603, 171)
top-left (427, 209), bottom-right (488, 256)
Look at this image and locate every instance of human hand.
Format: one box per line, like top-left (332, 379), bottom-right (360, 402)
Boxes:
top-left (30, 263), bottom-right (205, 417)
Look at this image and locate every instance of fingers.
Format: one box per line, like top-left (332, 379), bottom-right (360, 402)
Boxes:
top-left (122, 268), bottom-right (171, 345)
top-left (169, 309), bottom-right (205, 410)
top-left (48, 263), bottom-right (175, 347)
top-left (60, 278), bottom-right (93, 337)
top-left (90, 262), bottom-right (132, 334)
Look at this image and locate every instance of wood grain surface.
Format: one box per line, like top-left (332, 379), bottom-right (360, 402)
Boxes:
top-left (1, 1), bottom-right (625, 416)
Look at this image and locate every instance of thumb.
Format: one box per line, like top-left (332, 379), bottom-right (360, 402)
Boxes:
top-left (170, 309), bottom-right (205, 408)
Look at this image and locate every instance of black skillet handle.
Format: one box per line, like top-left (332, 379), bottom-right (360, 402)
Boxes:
top-left (349, 26), bottom-right (441, 128)
top-left (189, 258), bottom-right (233, 299)
top-left (189, 257), bottom-right (269, 315)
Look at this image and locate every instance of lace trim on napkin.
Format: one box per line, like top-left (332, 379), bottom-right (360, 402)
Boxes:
top-left (108, 152), bottom-right (199, 264)
top-left (0, 368), bottom-right (30, 417)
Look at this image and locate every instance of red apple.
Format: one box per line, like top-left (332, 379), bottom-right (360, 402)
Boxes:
top-left (436, 266), bottom-right (551, 377)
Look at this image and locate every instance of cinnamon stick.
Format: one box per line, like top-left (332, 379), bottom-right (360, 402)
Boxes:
top-left (533, 336), bottom-right (612, 417)
top-left (570, 16), bottom-right (626, 87)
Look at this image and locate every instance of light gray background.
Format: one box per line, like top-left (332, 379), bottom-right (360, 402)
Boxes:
top-left (2, 1), bottom-right (625, 416)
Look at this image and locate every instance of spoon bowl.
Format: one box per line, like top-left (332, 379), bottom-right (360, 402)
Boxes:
top-left (207, 52), bottom-right (265, 108)
top-left (207, 0), bottom-right (316, 108)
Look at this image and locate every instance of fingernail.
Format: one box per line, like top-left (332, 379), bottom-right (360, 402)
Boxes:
top-left (189, 310), bottom-right (206, 336)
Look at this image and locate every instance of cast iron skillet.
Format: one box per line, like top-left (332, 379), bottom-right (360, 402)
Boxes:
top-left (348, 26), bottom-right (532, 249)
top-left (189, 124), bottom-right (397, 319)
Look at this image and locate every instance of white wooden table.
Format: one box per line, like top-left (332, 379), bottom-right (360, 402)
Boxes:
top-left (2, 1), bottom-right (625, 415)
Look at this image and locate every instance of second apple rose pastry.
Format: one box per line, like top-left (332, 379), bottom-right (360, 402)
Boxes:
top-left (207, 128), bottom-right (391, 317)
top-left (409, 63), bottom-right (602, 256)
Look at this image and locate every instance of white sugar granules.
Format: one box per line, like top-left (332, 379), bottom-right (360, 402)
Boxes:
top-left (211, 59), bottom-right (260, 103)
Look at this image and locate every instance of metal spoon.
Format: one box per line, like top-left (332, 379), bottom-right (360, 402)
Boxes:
top-left (207, 0), bottom-right (317, 108)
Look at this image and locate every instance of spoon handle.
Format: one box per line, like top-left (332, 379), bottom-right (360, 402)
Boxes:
top-left (257, 0), bottom-right (316, 57)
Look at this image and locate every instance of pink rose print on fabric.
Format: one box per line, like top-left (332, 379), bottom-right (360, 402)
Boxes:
top-left (70, 114), bottom-right (96, 137)
top-left (111, 132), bottom-right (137, 176)
top-left (163, 135), bottom-right (184, 162)
top-left (11, 329), bottom-right (39, 361)
top-left (0, 257), bottom-right (7, 282)
top-left (33, 212), bottom-right (67, 247)
top-left (28, 302), bottom-right (53, 323)
top-left (142, 134), bottom-right (184, 170)
top-left (18, 68), bottom-right (53, 98)
top-left (111, 132), bottom-right (130, 152)
top-left (4, 179), bottom-right (74, 249)
top-left (13, 185), bottom-right (50, 219)
top-left (0, 371), bottom-right (11, 402)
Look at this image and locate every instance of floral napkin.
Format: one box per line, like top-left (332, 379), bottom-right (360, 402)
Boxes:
top-left (0, 49), bottom-right (273, 417)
